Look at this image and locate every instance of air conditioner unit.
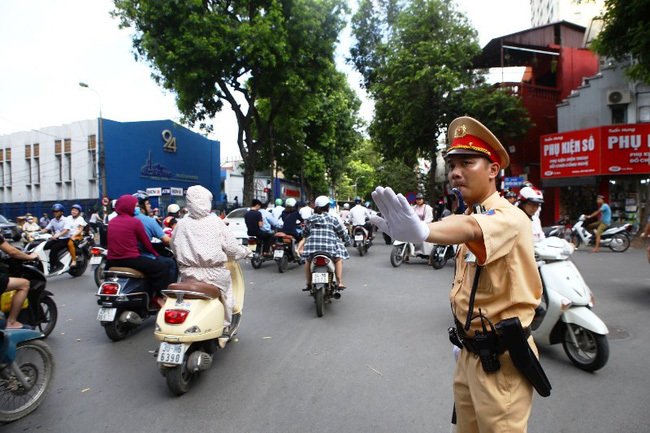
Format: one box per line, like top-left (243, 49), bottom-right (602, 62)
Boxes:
top-left (607, 89), bottom-right (631, 105)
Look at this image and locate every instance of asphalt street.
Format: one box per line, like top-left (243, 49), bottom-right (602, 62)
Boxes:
top-left (4, 239), bottom-right (650, 433)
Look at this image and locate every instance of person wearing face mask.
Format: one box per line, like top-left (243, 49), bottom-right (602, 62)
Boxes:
top-left (516, 186), bottom-right (546, 243)
top-left (371, 116), bottom-right (547, 433)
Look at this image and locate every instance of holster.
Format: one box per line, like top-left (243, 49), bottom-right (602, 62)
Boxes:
top-left (496, 317), bottom-right (552, 397)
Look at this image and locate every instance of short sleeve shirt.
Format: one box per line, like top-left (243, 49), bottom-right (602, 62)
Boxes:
top-left (136, 214), bottom-right (165, 240)
top-left (600, 203), bottom-right (612, 225)
top-left (449, 192), bottom-right (542, 334)
top-left (45, 217), bottom-right (72, 239)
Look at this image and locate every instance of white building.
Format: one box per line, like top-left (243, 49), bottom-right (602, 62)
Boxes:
top-left (530, 0), bottom-right (604, 28)
top-left (0, 119), bottom-right (99, 216)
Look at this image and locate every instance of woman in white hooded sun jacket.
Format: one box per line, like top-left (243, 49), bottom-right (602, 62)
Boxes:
top-left (171, 185), bottom-right (250, 329)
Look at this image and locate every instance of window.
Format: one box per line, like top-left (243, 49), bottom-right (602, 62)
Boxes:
top-left (88, 135), bottom-right (97, 179)
top-left (55, 140), bottom-right (63, 182)
top-left (611, 105), bottom-right (627, 124)
top-left (33, 143), bottom-right (40, 185)
top-left (4, 148), bottom-right (11, 187)
top-left (64, 139), bottom-right (72, 182)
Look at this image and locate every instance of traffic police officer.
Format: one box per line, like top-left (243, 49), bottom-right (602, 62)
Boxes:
top-left (371, 116), bottom-right (543, 433)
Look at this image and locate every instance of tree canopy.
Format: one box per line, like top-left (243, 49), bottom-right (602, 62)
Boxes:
top-left (112, 0), bottom-right (354, 203)
top-left (592, 0), bottom-right (650, 83)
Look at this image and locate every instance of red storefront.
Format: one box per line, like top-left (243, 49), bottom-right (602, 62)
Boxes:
top-left (540, 124), bottom-right (650, 228)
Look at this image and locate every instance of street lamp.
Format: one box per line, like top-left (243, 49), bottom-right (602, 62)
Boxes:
top-left (79, 82), bottom-right (107, 202)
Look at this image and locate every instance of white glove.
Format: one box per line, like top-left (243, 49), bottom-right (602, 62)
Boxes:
top-left (370, 186), bottom-right (430, 243)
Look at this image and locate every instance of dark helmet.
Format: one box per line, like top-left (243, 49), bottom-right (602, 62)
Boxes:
top-left (132, 191), bottom-right (149, 207)
top-left (415, 192), bottom-right (424, 200)
top-left (354, 196), bottom-right (361, 204)
top-left (52, 203), bottom-right (64, 212)
top-left (71, 204), bottom-right (83, 212)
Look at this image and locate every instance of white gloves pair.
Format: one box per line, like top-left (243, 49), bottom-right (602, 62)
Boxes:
top-left (370, 186), bottom-right (430, 243)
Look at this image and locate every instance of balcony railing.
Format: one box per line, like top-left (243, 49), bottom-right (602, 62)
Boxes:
top-left (497, 82), bottom-right (560, 103)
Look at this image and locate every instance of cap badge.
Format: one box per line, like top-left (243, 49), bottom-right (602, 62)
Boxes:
top-left (454, 124), bottom-right (468, 138)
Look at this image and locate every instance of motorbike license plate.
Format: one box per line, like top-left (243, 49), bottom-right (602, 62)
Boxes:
top-left (355, 235), bottom-right (363, 241)
top-left (96, 307), bottom-right (117, 322)
top-left (274, 249), bottom-right (284, 258)
top-left (312, 272), bottom-right (329, 284)
top-left (157, 342), bottom-right (188, 365)
top-left (90, 256), bottom-right (102, 265)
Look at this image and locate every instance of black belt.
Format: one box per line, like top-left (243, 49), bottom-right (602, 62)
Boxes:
top-left (456, 322), bottom-right (530, 355)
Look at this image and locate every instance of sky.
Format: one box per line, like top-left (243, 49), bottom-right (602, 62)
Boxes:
top-left (0, 0), bottom-right (531, 162)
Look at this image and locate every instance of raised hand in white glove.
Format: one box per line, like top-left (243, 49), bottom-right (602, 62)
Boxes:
top-left (370, 186), bottom-right (430, 243)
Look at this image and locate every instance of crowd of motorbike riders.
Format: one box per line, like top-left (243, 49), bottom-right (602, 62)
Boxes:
top-left (1, 181), bottom-right (621, 336)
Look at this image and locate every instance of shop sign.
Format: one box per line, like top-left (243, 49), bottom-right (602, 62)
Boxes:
top-left (281, 185), bottom-right (301, 198)
top-left (601, 124), bottom-right (650, 175)
top-left (146, 187), bottom-right (162, 196)
top-left (161, 188), bottom-right (171, 195)
top-left (540, 127), bottom-right (600, 178)
top-left (171, 187), bottom-right (184, 196)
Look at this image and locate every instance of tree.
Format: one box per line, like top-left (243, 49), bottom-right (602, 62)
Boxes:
top-left (112, 0), bottom-right (348, 204)
top-left (591, 0), bottom-right (650, 83)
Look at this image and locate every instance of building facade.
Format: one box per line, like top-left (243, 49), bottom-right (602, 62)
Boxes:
top-left (0, 119), bottom-right (220, 219)
top-left (541, 61), bottom-right (650, 229)
top-left (530, 0), bottom-right (604, 28)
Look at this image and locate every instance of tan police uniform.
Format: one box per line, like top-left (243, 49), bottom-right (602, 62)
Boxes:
top-left (444, 117), bottom-right (543, 433)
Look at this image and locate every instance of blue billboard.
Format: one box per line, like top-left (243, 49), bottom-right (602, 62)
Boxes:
top-left (103, 119), bottom-right (220, 209)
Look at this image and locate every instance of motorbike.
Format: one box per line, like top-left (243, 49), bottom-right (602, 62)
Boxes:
top-left (95, 246), bottom-right (175, 341)
top-left (542, 217), bottom-right (571, 240)
top-left (571, 214), bottom-right (631, 252)
top-left (248, 236), bottom-right (273, 269)
top-left (352, 225), bottom-right (372, 256)
top-left (307, 252), bottom-right (343, 317)
top-left (89, 245), bottom-right (107, 287)
top-left (430, 243), bottom-right (457, 270)
top-left (0, 257), bottom-right (58, 337)
top-left (24, 232), bottom-right (91, 278)
top-left (155, 261), bottom-right (245, 395)
top-left (531, 236), bottom-right (609, 372)
top-left (271, 232), bottom-right (302, 273)
top-left (0, 312), bottom-right (55, 423)
top-left (390, 240), bottom-right (434, 267)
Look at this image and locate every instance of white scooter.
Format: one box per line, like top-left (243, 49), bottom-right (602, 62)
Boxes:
top-left (155, 260), bottom-right (245, 395)
top-left (390, 239), bottom-right (434, 267)
top-left (23, 232), bottom-right (89, 278)
top-left (531, 236), bottom-right (609, 372)
top-left (571, 214), bottom-right (631, 252)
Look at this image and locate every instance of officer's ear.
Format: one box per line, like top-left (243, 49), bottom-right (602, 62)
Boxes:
top-left (486, 160), bottom-right (500, 179)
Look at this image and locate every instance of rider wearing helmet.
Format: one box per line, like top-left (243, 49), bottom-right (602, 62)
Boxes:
top-left (297, 196), bottom-right (351, 289)
top-left (66, 203), bottom-right (88, 267)
top-left (41, 204), bottom-right (72, 273)
top-left (272, 198), bottom-right (285, 220)
top-left (339, 202), bottom-right (351, 224)
top-left (167, 203), bottom-right (181, 218)
top-left (349, 196), bottom-right (373, 240)
top-left (504, 190), bottom-right (518, 204)
top-left (279, 197), bottom-right (304, 241)
top-left (517, 186), bottom-right (545, 242)
top-left (133, 192), bottom-right (178, 283)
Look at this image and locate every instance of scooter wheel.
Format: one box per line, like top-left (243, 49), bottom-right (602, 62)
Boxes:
top-left (390, 246), bottom-right (405, 267)
top-left (251, 255), bottom-right (263, 269)
top-left (165, 361), bottom-right (193, 395)
top-left (277, 255), bottom-right (289, 273)
top-left (103, 320), bottom-right (129, 342)
top-left (37, 296), bottom-right (58, 338)
top-left (609, 233), bottom-right (630, 252)
top-left (314, 286), bottom-right (325, 317)
top-left (562, 325), bottom-right (609, 372)
top-left (431, 248), bottom-right (447, 270)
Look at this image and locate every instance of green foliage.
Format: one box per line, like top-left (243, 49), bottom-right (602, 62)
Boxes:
top-left (592, 0), bottom-right (650, 83)
top-left (112, 0), bottom-right (351, 203)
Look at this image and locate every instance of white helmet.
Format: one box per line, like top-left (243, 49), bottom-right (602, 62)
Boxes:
top-left (518, 186), bottom-right (544, 204)
top-left (343, 203), bottom-right (350, 210)
top-left (314, 195), bottom-right (330, 208)
top-left (285, 198), bottom-right (297, 207)
top-left (167, 203), bottom-right (181, 214)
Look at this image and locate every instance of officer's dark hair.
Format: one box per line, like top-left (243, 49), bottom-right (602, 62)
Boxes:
top-left (251, 199), bottom-right (262, 207)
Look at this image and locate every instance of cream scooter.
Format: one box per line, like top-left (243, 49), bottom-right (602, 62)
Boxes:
top-left (154, 261), bottom-right (245, 395)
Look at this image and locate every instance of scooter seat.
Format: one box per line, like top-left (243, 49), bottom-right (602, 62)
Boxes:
top-left (105, 267), bottom-right (146, 278)
top-left (167, 280), bottom-right (224, 301)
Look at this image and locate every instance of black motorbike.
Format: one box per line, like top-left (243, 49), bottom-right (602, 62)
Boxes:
top-left (1, 256), bottom-right (58, 337)
top-left (271, 232), bottom-right (302, 273)
top-left (352, 225), bottom-right (372, 256)
top-left (431, 243), bottom-right (457, 270)
top-left (248, 236), bottom-right (273, 269)
top-left (96, 246), bottom-right (175, 341)
top-left (307, 252), bottom-right (343, 317)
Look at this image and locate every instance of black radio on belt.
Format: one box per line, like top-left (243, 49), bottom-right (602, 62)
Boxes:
top-left (473, 309), bottom-right (501, 373)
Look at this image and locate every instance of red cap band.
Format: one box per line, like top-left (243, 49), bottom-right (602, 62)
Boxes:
top-left (449, 134), bottom-right (501, 165)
